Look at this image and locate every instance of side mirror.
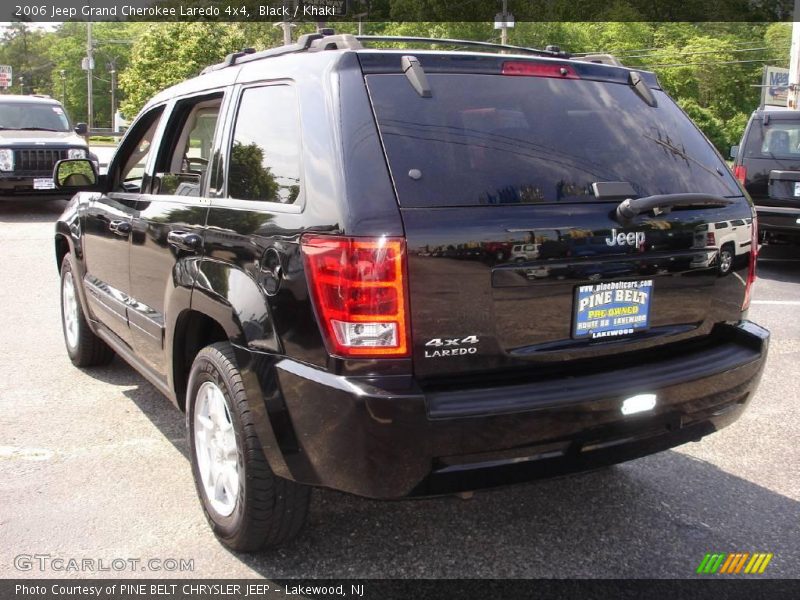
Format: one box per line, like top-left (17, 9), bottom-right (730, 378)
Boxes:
top-left (53, 158), bottom-right (98, 190)
top-left (74, 122), bottom-right (88, 136)
top-left (729, 145), bottom-right (739, 159)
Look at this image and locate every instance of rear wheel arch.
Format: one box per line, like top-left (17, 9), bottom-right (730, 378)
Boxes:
top-left (55, 234), bottom-right (70, 273)
top-left (171, 309), bottom-right (228, 411)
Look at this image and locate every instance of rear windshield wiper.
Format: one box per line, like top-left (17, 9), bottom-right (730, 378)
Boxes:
top-left (616, 193), bottom-right (734, 222)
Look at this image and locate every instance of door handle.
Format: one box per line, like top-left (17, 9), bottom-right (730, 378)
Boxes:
top-left (109, 220), bottom-right (131, 237)
top-left (167, 230), bottom-right (203, 252)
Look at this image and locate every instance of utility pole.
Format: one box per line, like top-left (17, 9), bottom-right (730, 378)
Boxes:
top-left (356, 13), bottom-right (367, 36)
top-left (86, 21), bottom-right (93, 130)
top-left (494, 1), bottom-right (514, 48)
top-left (789, 0), bottom-right (800, 109)
top-left (59, 70), bottom-right (66, 105)
top-left (273, 0), bottom-right (296, 46)
top-left (500, 0), bottom-right (508, 45)
top-left (274, 21), bottom-right (295, 45)
top-left (109, 61), bottom-right (117, 129)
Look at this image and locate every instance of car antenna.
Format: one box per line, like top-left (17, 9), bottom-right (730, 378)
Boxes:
top-left (401, 55), bottom-right (432, 98)
top-left (629, 71), bottom-right (657, 107)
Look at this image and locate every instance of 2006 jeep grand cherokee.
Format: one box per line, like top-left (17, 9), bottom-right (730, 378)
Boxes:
top-left (54, 33), bottom-right (769, 551)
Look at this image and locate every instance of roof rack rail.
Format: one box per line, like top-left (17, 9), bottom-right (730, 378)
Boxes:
top-left (355, 35), bottom-right (570, 58)
top-left (198, 32), bottom-right (572, 76)
top-left (573, 53), bottom-right (622, 67)
top-left (200, 33), bottom-right (327, 74)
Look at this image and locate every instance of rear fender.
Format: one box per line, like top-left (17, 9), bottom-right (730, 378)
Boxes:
top-left (185, 260), bottom-right (292, 478)
top-left (190, 258), bottom-right (280, 352)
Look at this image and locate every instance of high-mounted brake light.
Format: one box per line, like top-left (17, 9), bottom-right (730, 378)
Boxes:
top-left (501, 61), bottom-right (579, 79)
top-left (742, 213), bottom-right (758, 311)
top-left (733, 165), bottom-right (747, 185)
top-left (301, 235), bottom-right (410, 357)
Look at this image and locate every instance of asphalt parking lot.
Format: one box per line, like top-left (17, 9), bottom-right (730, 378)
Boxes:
top-left (1, 198), bottom-right (798, 579)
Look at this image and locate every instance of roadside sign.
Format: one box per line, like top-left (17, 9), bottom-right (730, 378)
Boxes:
top-left (494, 12), bottom-right (515, 29)
top-left (762, 65), bottom-right (789, 107)
top-left (0, 65), bottom-right (12, 89)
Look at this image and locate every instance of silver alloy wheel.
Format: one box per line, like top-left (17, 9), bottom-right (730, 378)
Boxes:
top-left (719, 248), bottom-right (733, 274)
top-left (194, 381), bottom-right (239, 517)
top-left (62, 271), bottom-right (80, 350)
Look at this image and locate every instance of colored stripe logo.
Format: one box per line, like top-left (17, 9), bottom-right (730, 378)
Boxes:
top-left (696, 552), bottom-right (773, 574)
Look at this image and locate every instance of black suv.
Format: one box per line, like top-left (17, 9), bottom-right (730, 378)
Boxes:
top-left (54, 33), bottom-right (769, 551)
top-left (0, 95), bottom-right (90, 199)
top-left (732, 106), bottom-right (800, 244)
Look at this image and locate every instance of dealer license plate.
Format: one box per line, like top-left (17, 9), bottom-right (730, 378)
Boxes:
top-left (33, 178), bottom-right (55, 190)
top-left (573, 280), bottom-right (653, 339)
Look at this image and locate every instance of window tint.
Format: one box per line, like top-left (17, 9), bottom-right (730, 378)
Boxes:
top-left (367, 74), bottom-right (739, 207)
top-left (115, 107), bottom-right (164, 193)
top-left (227, 85), bottom-right (301, 204)
top-left (155, 97), bottom-right (221, 197)
top-left (743, 119), bottom-right (800, 159)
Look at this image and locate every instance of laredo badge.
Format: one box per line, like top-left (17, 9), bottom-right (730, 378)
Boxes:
top-left (424, 336), bottom-right (479, 358)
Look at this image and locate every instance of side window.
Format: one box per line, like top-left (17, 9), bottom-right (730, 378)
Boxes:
top-left (154, 95), bottom-right (222, 197)
top-left (227, 85), bottom-right (302, 204)
top-left (114, 107), bottom-right (164, 193)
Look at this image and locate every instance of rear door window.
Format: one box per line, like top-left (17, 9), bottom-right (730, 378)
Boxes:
top-left (153, 94), bottom-right (222, 197)
top-left (226, 85), bottom-right (302, 204)
top-left (366, 73), bottom-right (739, 207)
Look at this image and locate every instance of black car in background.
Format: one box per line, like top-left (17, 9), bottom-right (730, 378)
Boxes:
top-left (0, 95), bottom-right (90, 199)
top-left (53, 33), bottom-right (768, 550)
top-left (732, 106), bottom-right (800, 244)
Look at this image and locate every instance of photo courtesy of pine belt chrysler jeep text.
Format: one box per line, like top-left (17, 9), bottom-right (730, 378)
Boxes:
top-left (53, 32), bottom-right (769, 551)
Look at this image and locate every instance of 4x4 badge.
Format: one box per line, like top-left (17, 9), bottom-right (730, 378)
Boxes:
top-left (424, 336), bottom-right (479, 358)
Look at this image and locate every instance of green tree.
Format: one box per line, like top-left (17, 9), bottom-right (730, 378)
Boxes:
top-left (0, 23), bottom-right (51, 96)
top-left (45, 22), bottom-right (144, 127)
top-left (228, 141), bottom-right (279, 202)
top-left (119, 23), bottom-right (246, 119)
top-left (677, 99), bottom-right (727, 153)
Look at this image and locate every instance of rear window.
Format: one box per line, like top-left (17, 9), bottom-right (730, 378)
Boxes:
top-left (366, 73), bottom-right (739, 207)
top-left (742, 118), bottom-right (800, 160)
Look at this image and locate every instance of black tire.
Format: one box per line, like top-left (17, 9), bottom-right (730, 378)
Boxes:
top-left (186, 342), bottom-right (310, 551)
top-left (60, 257), bottom-right (114, 367)
top-left (718, 243), bottom-right (735, 276)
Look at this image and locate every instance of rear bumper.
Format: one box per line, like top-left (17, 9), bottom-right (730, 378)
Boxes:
top-left (756, 205), bottom-right (800, 240)
top-left (241, 321), bottom-right (769, 498)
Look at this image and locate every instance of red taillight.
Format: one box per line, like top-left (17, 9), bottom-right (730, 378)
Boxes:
top-left (501, 61), bottom-right (579, 79)
top-left (706, 231), bottom-right (716, 247)
top-left (733, 165), bottom-right (747, 185)
top-left (301, 235), bottom-right (409, 357)
top-left (742, 213), bottom-right (758, 311)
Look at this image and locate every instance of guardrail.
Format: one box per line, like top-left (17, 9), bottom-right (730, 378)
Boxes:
top-left (88, 128), bottom-right (127, 137)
